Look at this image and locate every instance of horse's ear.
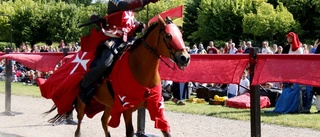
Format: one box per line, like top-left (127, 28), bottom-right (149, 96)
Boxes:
top-left (165, 16), bottom-right (173, 24)
top-left (166, 16), bottom-right (172, 21)
top-left (158, 15), bottom-right (166, 28)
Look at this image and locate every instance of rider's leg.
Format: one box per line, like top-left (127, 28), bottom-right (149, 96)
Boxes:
top-left (79, 40), bottom-right (120, 105)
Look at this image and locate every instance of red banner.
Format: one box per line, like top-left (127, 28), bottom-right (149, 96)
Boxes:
top-left (0, 53), bottom-right (71, 72)
top-left (252, 54), bottom-right (320, 87)
top-left (159, 54), bottom-right (249, 84)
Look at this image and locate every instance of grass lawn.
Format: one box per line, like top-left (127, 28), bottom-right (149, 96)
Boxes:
top-left (1, 81), bottom-right (319, 130)
top-left (0, 81), bottom-right (41, 97)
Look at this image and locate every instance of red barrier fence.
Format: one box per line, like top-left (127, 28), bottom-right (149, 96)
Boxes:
top-left (0, 52), bottom-right (76, 72)
top-left (253, 54), bottom-right (320, 87)
top-left (159, 54), bottom-right (249, 84)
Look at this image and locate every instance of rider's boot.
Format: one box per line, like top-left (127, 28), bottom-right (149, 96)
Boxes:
top-left (79, 43), bottom-right (115, 105)
top-left (79, 82), bottom-right (98, 105)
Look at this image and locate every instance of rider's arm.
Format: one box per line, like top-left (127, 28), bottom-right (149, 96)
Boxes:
top-left (111, 0), bottom-right (159, 11)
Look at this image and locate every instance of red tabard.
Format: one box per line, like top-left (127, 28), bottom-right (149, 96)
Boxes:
top-left (108, 52), bottom-right (170, 132)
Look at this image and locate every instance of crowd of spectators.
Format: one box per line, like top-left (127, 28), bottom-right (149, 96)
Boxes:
top-left (185, 39), bottom-right (319, 55)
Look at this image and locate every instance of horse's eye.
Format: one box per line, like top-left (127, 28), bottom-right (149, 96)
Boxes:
top-left (165, 34), bottom-right (172, 39)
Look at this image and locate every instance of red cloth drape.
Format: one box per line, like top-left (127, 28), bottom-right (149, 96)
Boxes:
top-left (0, 53), bottom-right (68, 72)
top-left (38, 51), bottom-right (96, 114)
top-left (252, 54), bottom-right (320, 87)
top-left (159, 54), bottom-right (249, 84)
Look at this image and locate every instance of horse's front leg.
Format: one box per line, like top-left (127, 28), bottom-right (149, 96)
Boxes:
top-left (94, 83), bottom-right (114, 137)
top-left (101, 107), bottom-right (112, 137)
top-left (161, 130), bottom-right (171, 137)
top-left (75, 96), bottom-right (86, 137)
top-left (123, 110), bottom-right (134, 137)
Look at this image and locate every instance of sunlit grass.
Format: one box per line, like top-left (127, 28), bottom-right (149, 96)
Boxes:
top-left (0, 81), bottom-right (41, 97)
top-left (165, 97), bottom-right (320, 130)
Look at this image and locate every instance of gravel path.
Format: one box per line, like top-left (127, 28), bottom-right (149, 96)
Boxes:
top-left (1, 93), bottom-right (320, 137)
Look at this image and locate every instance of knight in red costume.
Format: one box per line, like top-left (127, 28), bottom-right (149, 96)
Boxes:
top-left (80, 0), bottom-right (160, 104)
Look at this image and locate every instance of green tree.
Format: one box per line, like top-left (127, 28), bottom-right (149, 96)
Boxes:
top-left (191, 0), bottom-right (258, 46)
top-left (0, 0), bottom-right (106, 46)
top-left (0, 0), bottom-right (15, 43)
top-left (183, 0), bottom-right (201, 45)
top-left (135, 0), bottom-right (185, 24)
top-left (243, 2), bottom-right (297, 43)
top-left (272, 0), bottom-right (320, 41)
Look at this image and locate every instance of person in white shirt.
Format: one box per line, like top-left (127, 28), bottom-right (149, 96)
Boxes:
top-left (227, 83), bottom-right (238, 98)
top-left (261, 41), bottom-right (273, 54)
top-left (239, 71), bottom-right (250, 95)
top-left (229, 43), bottom-right (237, 54)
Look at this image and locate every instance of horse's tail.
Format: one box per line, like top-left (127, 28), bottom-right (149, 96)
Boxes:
top-left (43, 104), bottom-right (73, 124)
top-left (43, 104), bottom-right (57, 117)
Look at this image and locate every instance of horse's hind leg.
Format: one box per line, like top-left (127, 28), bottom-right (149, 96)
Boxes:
top-left (75, 96), bottom-right (86, 137)
top-left (123, 110), bottom-right (134, 137)
top-left (101, 107), bottom-right (112, 137)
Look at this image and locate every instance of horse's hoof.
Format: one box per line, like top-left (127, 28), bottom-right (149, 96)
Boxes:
top-left (75, 130), bottom-right (80, 137)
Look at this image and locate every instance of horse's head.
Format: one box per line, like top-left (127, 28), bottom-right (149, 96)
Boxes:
top-left (144, 16), bottom-right (191, 70)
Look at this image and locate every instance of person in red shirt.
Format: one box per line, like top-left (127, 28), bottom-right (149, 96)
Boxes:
top-left (207, 41), bottom-right (218, 54)
top-left (235, 46), bottom-right (244, 54)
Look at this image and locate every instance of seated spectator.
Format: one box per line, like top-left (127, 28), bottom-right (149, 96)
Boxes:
top-left (239, 71), bottom-right (250, 95)
top-left (227, 83), bottom-right (238, 98)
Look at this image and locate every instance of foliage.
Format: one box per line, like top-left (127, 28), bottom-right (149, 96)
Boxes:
top-left (0, 0), bottom-right (106, 46)
top-left (135, 0), bottom-right (186, 24)
top-left (2, 0), bottom-right (320, 47)
top-left (0, 42), bottom-right (15, 52)
top-left (183, 0), bottom-right (201, 44)
top-left (243, 2), bottom-right (298, 42)
top-left (274, 0), bottom-right (320, 41)
top-left (191, 0), bottom-right (260, 45)
top-left (33, 0), bottom-right (93, 6)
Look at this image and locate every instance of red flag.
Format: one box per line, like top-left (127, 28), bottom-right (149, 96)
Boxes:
top-left (0, 53), bottom-right (65, 72)
top-left (38, 50), bottom-right (96, 114)
top-left (252, 54), bottom-right (320, 87)
top-left (159, 54), bottom-right (249, 84)
top-left (148, 5), bottom-right (183, 26)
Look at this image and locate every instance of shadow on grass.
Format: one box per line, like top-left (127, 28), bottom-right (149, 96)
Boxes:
top-left (0, 132), bottom-right (23, 137)
top-left (2, 123), bottom-right (53, 129)
top-left (206, 109), bottom-right (251, 116)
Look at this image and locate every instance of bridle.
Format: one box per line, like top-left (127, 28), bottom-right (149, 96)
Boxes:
top-left (142, 23), bottom-right (181, 69)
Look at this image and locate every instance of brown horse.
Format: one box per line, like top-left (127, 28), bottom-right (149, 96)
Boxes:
top-left (72, 16), bottom-right (190, 137)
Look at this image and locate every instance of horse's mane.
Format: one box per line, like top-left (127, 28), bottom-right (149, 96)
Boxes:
top-left (129, 22), bottom-right (159, 51)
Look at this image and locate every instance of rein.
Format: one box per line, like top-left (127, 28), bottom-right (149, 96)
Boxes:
top-left (142, 27), bottom-right (178, 70)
